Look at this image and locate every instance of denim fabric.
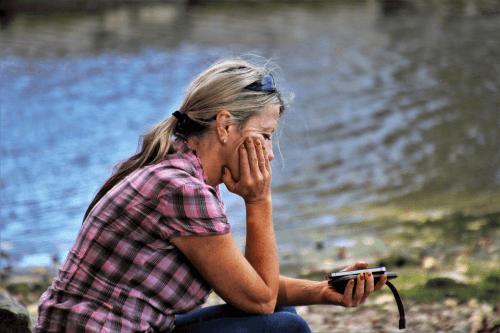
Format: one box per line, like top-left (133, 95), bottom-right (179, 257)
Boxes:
top-left (172, 305), bottom-right (311, 333)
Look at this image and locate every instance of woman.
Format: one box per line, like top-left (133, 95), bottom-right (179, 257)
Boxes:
top-left (35, 58), bottom-right (386, 333)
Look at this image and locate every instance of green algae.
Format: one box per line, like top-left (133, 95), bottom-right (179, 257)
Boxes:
top-left (292, 209), bottom-right (500, 305)
top-left (399, 269), bottom-right (500, 304)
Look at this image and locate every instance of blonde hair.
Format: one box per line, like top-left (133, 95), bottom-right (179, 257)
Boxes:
top-left (84, 57), bottom-right (286, 219)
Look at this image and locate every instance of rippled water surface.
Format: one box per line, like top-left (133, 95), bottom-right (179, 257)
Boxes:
top-left (1, 1), bottom-right (499, 267)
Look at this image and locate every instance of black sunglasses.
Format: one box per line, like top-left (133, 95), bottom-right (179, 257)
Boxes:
top-left (244, 74), bottom-right (277, 93)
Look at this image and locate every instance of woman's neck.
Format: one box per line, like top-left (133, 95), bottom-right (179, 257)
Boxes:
top-left (187, 136), bottom-right (223, 187)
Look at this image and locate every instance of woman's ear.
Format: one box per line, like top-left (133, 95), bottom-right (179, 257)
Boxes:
top-left (216, 110), bottom-right (232, 144)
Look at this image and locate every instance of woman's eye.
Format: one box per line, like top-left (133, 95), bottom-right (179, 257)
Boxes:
top-left (262, 133), bottom-right (272, 141)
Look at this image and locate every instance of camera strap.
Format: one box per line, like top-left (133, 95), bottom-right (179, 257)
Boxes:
top-left (386, 280), bottom-right (406, 329)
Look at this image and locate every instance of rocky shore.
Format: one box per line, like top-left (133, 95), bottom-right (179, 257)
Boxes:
top-left (1, 210), bottom-right (499, 332)
top-left (298, 298), bottom-right (499, 333)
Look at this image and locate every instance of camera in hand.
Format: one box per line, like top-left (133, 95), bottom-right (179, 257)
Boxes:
top-left (327, 266), bottom-right (397, 293)
top-left (326, 266), bottom-right (406, 330)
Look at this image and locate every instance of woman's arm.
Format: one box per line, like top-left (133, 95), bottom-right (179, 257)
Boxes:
top-left (277, 276), bottom-right (324, 306)
top-left (244, 199), bottom-right (279, 306)
top-left (173, 137), bottom-right (279, 314)
top-left (172, 200), bottom-right (278, 314)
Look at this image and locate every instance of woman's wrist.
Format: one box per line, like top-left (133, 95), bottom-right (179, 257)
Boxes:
top-left (244, 195), bottom-right (272, 206)
top-left (245, 197), bottom-right (272, 225)
top-left (278, 277), bottom-right (328, 306)
top-left (314, 280), bottom-right (330, 304)
top-left (317, 280), bottom-right (337, 305)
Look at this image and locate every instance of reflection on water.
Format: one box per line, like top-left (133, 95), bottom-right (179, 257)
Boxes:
top-left (1, 1), bottom-right (499, 266)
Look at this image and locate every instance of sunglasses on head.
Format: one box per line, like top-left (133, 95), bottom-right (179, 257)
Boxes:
top-left (245, 73), bottom-right (277, 93)
top-left (224, 66), bottom-right (277, 93)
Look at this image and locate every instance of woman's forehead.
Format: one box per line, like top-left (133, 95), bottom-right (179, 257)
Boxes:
top-left (245, 104), bottom-right (280, 130)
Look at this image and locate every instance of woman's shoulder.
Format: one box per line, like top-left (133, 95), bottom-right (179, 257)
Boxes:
top-left (126, 153), bottom-right (207, 199)
top-left (156, 157), bottom-right (205, 189)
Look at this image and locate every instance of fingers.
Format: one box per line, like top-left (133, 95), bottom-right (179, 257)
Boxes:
top-left (342, 261), bottom-right (368, 272)
top-left (354, 261), bottom-right (368, 269)
top-left (361, 272), bottom-right (375, 304)
top-left (375, 273), bottom-right (387, 290)
top-left (352, 273), bottom-right (365, 306)
top-left (343, 279), bottom-right (355, 307)
top-left (254, 138), bottom-right (268, 175)
top-left (238, 142), bottom-right (251, 180)
top-left (341, 276), bottom-right (364, 307)
top-left (244, 137), bottom-right (270, 182)
top-left (231, 137), bottom-right (272, 203)
top-left (260, 140), bottom-right (272, 174)
top-left (222, 167), bottom-right (236, 192)
top-left (244, 138), bottom-right (259, 175)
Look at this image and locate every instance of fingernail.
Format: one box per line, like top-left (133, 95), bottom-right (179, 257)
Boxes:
top-left (367, 272), bottom-right (372, 277)
top-left (360, 273), bottom-right (365, 280)
top-left (256, 140), bottom-right (261, 146)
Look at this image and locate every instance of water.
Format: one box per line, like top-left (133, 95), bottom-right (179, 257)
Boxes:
top-left (1, 1), bottom-right (499, 267)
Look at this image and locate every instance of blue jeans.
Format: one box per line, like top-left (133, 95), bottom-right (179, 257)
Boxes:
top-left (172, 305), bottom-right (311, 333)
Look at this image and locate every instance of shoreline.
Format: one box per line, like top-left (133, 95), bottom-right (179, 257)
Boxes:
top-left (2, 209), bottom-right (499, 331)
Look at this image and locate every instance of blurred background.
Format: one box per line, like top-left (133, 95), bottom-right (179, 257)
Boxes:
top-left (1, 0), bottom-right (499, 331)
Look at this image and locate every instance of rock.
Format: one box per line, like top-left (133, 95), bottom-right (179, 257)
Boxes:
top-left (469, 308), bottom-right (483, 333)
top-left (485, 274), bottom-right (500, 284)
top-left (336, 247), bottom-right (347, 260)
top-left (27, 303), bottom-right (39, 322)
top-left (299, 299), bottom-right (500, 332)
top-left (440, 271), bottom-right (468, 283)
top-left (0, 289), bottom-right (31, 333)
top-left (373, 294), bottom-right (394, 305)
top-left (421, 255), bottom-right (438, 271)
top-left (377, 254), bottom-right (418, 268)
top-left (425, 277), bottom-right (465, 289)
top-left (444, 298), bottom-right (458, 307)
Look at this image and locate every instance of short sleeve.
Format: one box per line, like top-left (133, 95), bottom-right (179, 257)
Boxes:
top-left (156, 183), bottom-right (230, 239)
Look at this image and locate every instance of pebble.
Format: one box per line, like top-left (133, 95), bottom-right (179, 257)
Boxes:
top-left (300, 300), bottom-right (498, 333)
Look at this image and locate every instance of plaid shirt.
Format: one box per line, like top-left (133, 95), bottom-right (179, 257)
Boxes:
top-left (35, 139), bottom-right (230, 332)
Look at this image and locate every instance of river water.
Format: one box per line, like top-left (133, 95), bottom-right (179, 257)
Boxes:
top-left (1, 1), bottom-right (499, 267)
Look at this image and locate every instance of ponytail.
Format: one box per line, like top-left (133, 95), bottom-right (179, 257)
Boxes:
top-left (83, 116), bottom-right (177, 220)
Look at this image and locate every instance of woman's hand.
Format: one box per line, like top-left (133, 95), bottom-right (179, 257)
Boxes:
top-left (223, 137), bottom-right (272, 204)
top-left (320, 261), bottom-right (387, 307)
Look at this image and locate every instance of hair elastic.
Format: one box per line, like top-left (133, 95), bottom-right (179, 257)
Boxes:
top-left (172, 110), bottom-right (208, 137)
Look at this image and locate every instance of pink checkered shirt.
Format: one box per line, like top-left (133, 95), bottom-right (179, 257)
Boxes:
top-left (35, 139), bottom-right (230, 332)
